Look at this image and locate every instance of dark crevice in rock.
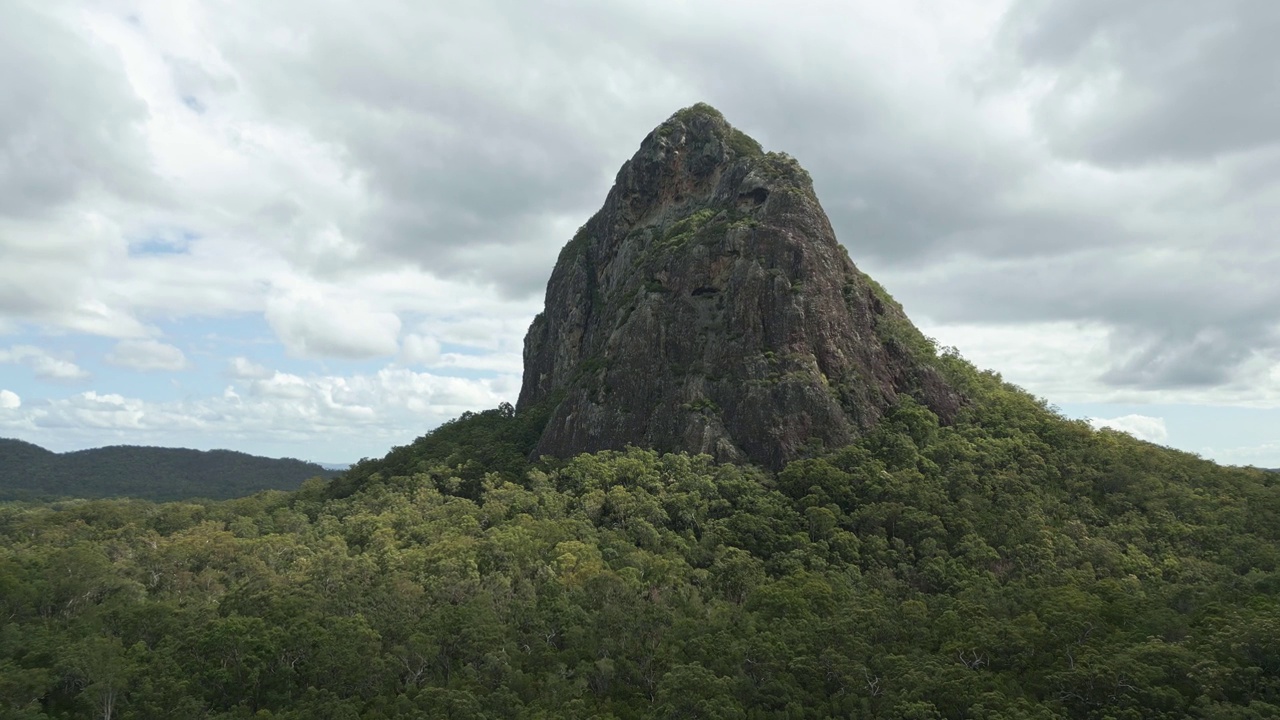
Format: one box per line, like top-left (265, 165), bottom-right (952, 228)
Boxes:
top-left (740, 186), bottom-right (769, 206)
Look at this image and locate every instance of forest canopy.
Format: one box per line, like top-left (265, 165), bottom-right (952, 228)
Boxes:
top-left (1, 355), bottom-right (1278, 718)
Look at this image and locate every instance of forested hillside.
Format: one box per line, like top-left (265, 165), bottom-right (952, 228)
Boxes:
top-left (0, 439), bottom-right (337, 502)
top-left (2, 350), bottom-right (1277, 719)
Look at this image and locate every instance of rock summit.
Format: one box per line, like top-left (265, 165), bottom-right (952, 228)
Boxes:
top-left (518, 104), bottom-right (961, 469)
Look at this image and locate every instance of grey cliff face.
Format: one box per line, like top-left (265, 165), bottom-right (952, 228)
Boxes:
top-left (518, 104), bottom-right (961, 469)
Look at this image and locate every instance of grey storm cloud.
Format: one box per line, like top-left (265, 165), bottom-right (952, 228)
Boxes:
top-left (0, 3), bottom-right (154, 219)
top-left (4, 0), bottom-right (1279, 395)
top-left (887, 244), bottom-right (1280, 389)
top-left (1003, 0), bottom-right (1280, 165)
top-left (205, 1), bottom-right (1041, 287)
top-left (1100, 326), bottom-right (1265, 389)
top-left (209, 0), bottom-right (1280, 392)
top-left (201, 0), bottom-right (696, 296)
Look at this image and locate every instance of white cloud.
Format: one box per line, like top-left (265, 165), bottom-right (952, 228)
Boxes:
top-left (918, 320), bottom-right (1280, 410)
top-left (399, 330), bottom-right (523, 373)
top-left (434, 352), bottom-right (524, 375)
top-left (250, 371), bottom-right (313, 400)
top-left (2, 363), bottom-right (518, 459)
top-left (0, 389), bottom-right (20, 409)
top-left (421, 315), bottom-right (532, 352)
top-left (920, 320), bottom-right (1112, 402)
top-left (40, 391), bottom-right (151, 430)
top-left (1203, 441), bottom-right (1280, 468)
top-left (1088, 414), bottom-right (1169, 444)
top-left (264, 280), bottom-right (402, 359)
top-left (106, 339), bottom-right (189, 371)
top-left (227, 356), bottom-right (272, 379)
top-left (400, 334), bottom-right (442, 365)
top-left (0, 345), bottom-right (90, 381)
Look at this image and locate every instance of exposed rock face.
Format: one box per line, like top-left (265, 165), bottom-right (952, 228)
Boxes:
top-left (518, 104), bottom-right (962, 470)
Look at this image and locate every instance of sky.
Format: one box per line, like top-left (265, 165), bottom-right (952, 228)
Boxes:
top-left (2, 0), bottom-right (1279, 467)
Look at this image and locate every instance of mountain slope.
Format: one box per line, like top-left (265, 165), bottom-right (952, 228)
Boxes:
top-left (1, 367), bottom-right (1277, 719)
top-left (0, 438), bottom-right (337, 501)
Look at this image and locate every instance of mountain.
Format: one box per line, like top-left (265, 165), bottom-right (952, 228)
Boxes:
top-left (0, 438), bottom-right (337, 501)
top-left (3, 106), bottom-right (1279, 719)
top-left (519, 103), bottom-right (960, 470)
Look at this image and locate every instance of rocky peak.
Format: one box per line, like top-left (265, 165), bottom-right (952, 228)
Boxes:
top-left (517, 103), bottom-right (961, 469)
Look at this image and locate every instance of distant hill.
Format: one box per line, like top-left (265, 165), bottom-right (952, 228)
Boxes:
top-left (0, 438), bottom-right (338, 501)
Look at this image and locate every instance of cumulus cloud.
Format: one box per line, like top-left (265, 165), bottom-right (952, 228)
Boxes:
top-left (201, 1), bottom-right (677, 296)
top-left (1088, 414), bottom-right (1170, 444)
top-left (400, 334), bottom-right (442, 366)
top-left (0, 345), bottom-right (90, 381)
top-left (1002, 0), bottom-right (1280, 165)
top-left (1206, 441), bottom-right (1280, 468)
top-left (0, 2), bottom-right (154, 219)
top-left (264, 281), bottom-right (402, 359)
top-left (0, 389), bottom-right (20, 409)
top-left (249, 371), bottom-right (315, 401)
top-left (227, 356), bottom-right (272, 379)
top-left (435, 352), bottom-right (524, 375)
top-left (105, 339), bottom-right (189, 372)
top-left (10, 0), bottom-right (1277, 387)
top-left (0, 4), bottom-right (161, 340)
top-left (3, 364), bottom-right (519, 460)
top-left (48, 391), bottom-right (150, 430)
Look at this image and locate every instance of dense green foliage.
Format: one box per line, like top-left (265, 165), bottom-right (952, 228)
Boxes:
top-left (2, 361), bottom-right (1279, 718)
top-left (0, 439), bottom-right (337, 502)
top-left (326, 402), bottom-right (551, 502)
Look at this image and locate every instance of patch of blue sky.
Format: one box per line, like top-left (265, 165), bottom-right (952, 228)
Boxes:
top-left (422, 366), bottom-right (505, 381)
top-left (127, 228), bottom-right (200, 257)
top-left (1058, 401), bottom-right (1280, 468)
top-left (168, 315), bottom-right (357, 379)
top-left (307, 356), bottom-right (396, 378)
top-left (438, 342), bottom-right (507, 356)
top-left (3, 311), bottom-right (511, 429)
top-left (2, 316), bottom-right (295, 404)
top-left (26, 332), bottom-right (190, 403)
top-left (174, 314), bottom-right (276, 352)
top-left (420, 342), bottom-right (516, 380)
top-left (167, 315), bottom-right (473, 385)
top-left (0, 330), bottom-right (97, 382)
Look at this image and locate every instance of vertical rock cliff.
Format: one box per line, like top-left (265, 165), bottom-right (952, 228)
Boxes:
top-left (518, 104), bottom-right (961, 469)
